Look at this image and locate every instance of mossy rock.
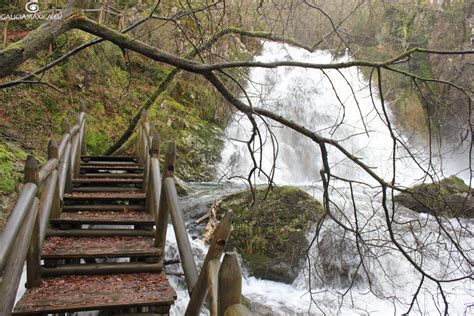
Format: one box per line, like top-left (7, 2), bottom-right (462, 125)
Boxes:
top-left (394, 176), bottom-right (473, 218)
top-left (220, 186), bottom-right (324, 283)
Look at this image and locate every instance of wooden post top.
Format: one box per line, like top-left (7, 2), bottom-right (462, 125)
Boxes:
top-left (219, 252), bottom-right (241, 278)
top-left (24, 155), bottom-right (39, 185)
top-left (48, 139), bottom-right (59, 160)
top-left (164, 142), bottom-right (176, 177)
top-left (149, 130), bottom-right (160, 158)
top-left (61, 118), bottom-right (71, 134)
top-left (74, 113), bottom-right (81, 125)
top-left (140, 110), bottom-right (149, 124)
top-left (79, 101), bottom-right (87, 113)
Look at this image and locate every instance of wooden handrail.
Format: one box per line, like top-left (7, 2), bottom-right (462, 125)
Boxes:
top-left (164, 177), bottom-right (199, 292)
top-left (0, 105), bottom-right (87, 316)
top-left (0, 183), bottom-right (37, 270)
top-left (154, 142), bottom-right (175, 251)
top-left (0, 197), bottom-right (39, 315)
top-left (58, 142), bottom-right (72, 198)
top-left (57, 133), bottom-right (71, 160)
top-left (38, 158), bottom-right (59, 185)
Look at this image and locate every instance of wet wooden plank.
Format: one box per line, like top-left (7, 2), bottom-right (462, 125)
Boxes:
top-left (46, 228), bottom-right (156, 237)
top-left (74, 177), bottom-right (143, 184)
top-left (73, 187), bottom-right (143, 193)
top-left (64, 191), bottom-right (146, 200)
top-left (81, 155), bottom-right (138, 162)
top-left (51, 210), bottom-right (154, 225)
top-left (13, 273), bottom-right (176, 315)
top-left (80, 173), bottom-right (143, 178)
top-left (42, 236), bottom-right (161, 259)
top-left (80, 165), bottom-right (143, 171)
top-left (62, 204), bottom-right (146, 212)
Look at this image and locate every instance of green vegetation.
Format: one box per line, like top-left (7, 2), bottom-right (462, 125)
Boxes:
top-left (0, 142), bottom-right (23, 193)
top-left (0, 31), bottom-right (228, 179)
top-left (0, 140), bottom-right (27, 228)
top-left (345, 1), bottom-right (470, 136)
top-left (394, 176), bottom-right (473, 218)
top-left (220, 186), bottom-right (325, 283)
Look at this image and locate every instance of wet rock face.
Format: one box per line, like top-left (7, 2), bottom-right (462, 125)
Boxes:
top-left (394, 176), bottom-right (473, 218)
top-left (219, 186), bottom-right (325, 284)
top-left (314, 232), bottom-right (367, 288)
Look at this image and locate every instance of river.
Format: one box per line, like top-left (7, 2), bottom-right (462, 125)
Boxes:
top-left (168, 42), bottom-right (473, 315)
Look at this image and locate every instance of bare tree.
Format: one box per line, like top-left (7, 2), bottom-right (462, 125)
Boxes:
top-left (0, 0), bottom-right (472, 314)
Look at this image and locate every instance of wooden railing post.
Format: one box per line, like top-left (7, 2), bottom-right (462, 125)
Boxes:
top-left (48, 139), bottom-right (61, 219)
top-left (79, 102), bottom-right (87, 155)
top-left (73, 113), bottom-right (82, 178)
top-left (207, 259), bottom-right (221, 316)
top-left (154, 142), bottom-right (176, 250)
top-left (25, 156), bottom-right (41, 289)
top-left (218, 253), bottom-right (242, 316)
top-left (62, 118), bottom-right (73, 194)
top-left (185, 211), bottom-right (233, 316)
top-left (135, 110), bottom-right (145, 161)
top-left (143, 126), bottom-right (157, 194)
top-left (145, 130), bottom-right (159, 213)
top-left (137, 110), bottom-right (148, 167)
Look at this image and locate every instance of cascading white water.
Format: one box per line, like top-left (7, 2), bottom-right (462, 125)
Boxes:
top-left (213, 42), bottom-right (473, 315)
top-left (218, 43), bottom-right (428, 186)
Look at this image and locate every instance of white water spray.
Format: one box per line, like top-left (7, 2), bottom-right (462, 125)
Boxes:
top-left (213, 42), bottom-right (473, 315)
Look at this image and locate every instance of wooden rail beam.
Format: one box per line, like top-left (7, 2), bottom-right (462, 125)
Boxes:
top-left (48, 139), bottom-right (61, 219)
top-left (185, 210), bottom-right (233, 316)
top-left (79, 101), bottom-right (87, 155)
top-left (0, 198), bottom-right (39, 316)
top-left (154, 142), bottom-right (176, 251)
top-left (164, 177), bottom-right (198, 292)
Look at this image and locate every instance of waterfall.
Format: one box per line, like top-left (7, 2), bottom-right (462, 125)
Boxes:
top-left (212, 42), bottom-right (473, 315)
top-left (219, 43), bottom-right (420, 185)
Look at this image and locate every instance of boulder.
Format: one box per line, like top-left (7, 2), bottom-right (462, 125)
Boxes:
top-left (394, 176), bottom-right (473, 218)
top-left (218, 186), bottom-right (324, 283)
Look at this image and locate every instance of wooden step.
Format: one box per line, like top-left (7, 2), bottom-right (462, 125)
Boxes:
top-left (80, 173), bottom-right (143, 178)
top-left (41, 261), bottom-right (163, 277)
top-left (13, 273), bottom-right (176, 315)
top-left (80, 165), bottom-right (143, 171)
top-left (51, 210), bottom-right (154, 225)
top-left (74, 177), bottom-right (143, 185)
top-left (46, 228), bottom-right (156, 237)
top-left (81, 155), bottom-right (138, 162)
top-left (81, 161), bottom-right (139, 166)
top-left (62, 204), bottom-right (146, 212)
top-left (42, 236), bottom-right (161, 259)
top-left (64, 191), bottom-right (146, 202)
top-left (73, 187), bottom-right (143, 192)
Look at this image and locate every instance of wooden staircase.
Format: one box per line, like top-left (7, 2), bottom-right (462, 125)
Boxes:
top-left (13, 155), bottom-right (176, 315)
top-left (1, 106), bottom-right (249, 316)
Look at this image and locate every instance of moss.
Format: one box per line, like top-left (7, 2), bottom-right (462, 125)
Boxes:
top-left (0, 144), bottom-right (17, 193)
top-left (220, 186), bottom-right (324, 283)
top-left (0, 140), bottom-right (27, 193)
top-left (394, 176), bottom-right (473, 218)
top-left (86, 128), bottom-right (109, 155)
